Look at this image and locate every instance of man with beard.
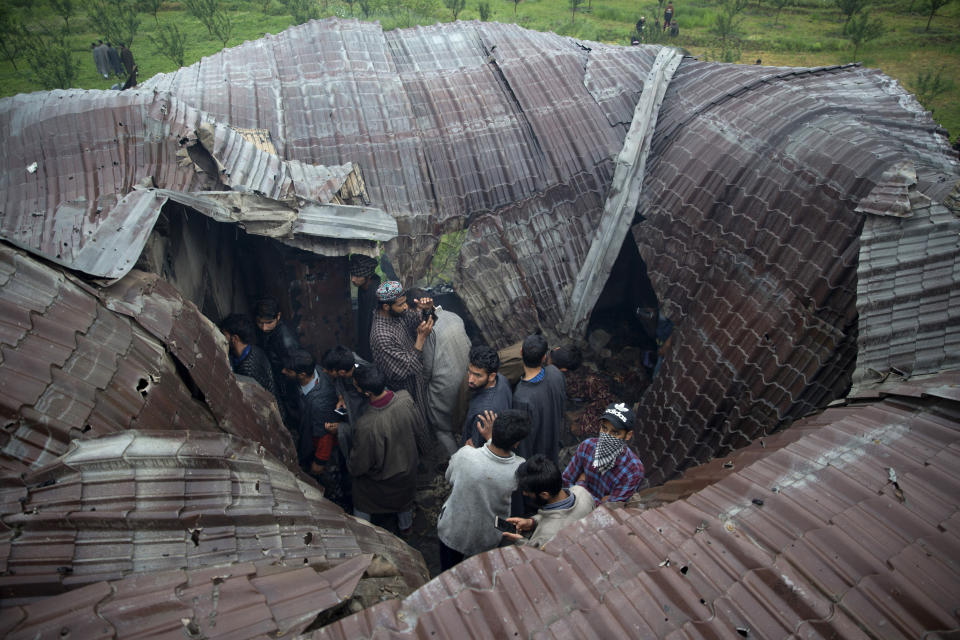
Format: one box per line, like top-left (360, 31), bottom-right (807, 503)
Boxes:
top-left (562, 402), bottom-right (645, 504)
top-left (408, 287), bottom-right (471, 456)
top-left (350, 255), bottom-right (380, 362)
top-left (369, 281), bottom-right (433, 454)
top-left (462, 345), bottom-right (513, 448)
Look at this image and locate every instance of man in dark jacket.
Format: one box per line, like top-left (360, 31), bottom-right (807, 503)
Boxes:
top-left (462, 345), bottom-right (513, 448)
top-left (255, 298), bottom-right (301, 426)
top-left (321, 345), bottom-right (369, 512)
top-left (219, 313), bottom-right (277, 398)
top-left (117, 42), bottom-right (135, 76)
top-left (512, 334), bottom-right (566, 463)
top-left (282, 350), bottom-right (342, 503)
top-left (350, 255), bottom-right (380, 362)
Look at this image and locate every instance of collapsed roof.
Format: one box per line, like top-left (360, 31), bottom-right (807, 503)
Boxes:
top-left (1, 16), bottom-right (959, 637)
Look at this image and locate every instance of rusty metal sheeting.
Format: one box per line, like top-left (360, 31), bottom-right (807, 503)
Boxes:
top-left (631, 59), bottom-right (960, 485)
top-left (315, 375), bottom-right (960, 639)
top-left (1, 553), bottom-right (373, 639)
top-left (142, 19), bottom-right (654, 310)
top-left (0, 244), bottom-right (296, 471)
top-left (0, 430), bottom-right (428, 606)
top-left (0, 88), bottom-right (390, 280)
top-left (97, 269), bottom-right (297, 463)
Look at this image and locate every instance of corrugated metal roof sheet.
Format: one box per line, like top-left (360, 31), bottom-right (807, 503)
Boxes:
top-left (314, 373), bottom-right (960, 639)
top-left (0, 430), bottom-right (428, 607)
top-left (630, 59), bottom-right (960, 484)
top-left (0, 244), bottom-right (297, 472)
top-left (2, 553), bottom-right (372, 639)
top-left (0, 88), bottom-right (394, 280)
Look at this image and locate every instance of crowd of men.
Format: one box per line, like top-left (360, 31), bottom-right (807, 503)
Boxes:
top-left (219, 254), bottom-right (647, 563)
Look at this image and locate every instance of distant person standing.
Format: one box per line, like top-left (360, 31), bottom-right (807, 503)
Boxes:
top-left (92, 41), bottom-right (110, 78)
top-left (106, 42), bottom-right (124, 77)
top-left (118, 43), bottom-right (135, 76)
top-left (664, 2), bottom-right (674, 30)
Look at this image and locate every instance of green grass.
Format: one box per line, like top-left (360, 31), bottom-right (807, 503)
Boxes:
top-left (1, 0), bottom-right (958, 136)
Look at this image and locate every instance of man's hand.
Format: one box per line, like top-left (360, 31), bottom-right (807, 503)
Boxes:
top-left (414, 314), bottom-right (434, 349)
top-left (310, 461), bottom-right (324, 475)
top-left (413, 296), bottom-right (434, 312)
top-left (501, 531), bottom-right (524, 542)
top-left (576, 472), bottom-right (586, 483)
top-left (507, 517), bottom-right (535, 533)
top-left (477, 410), bottom-right (497, 443)
top-left (324, 422), bottom-right (339, 435)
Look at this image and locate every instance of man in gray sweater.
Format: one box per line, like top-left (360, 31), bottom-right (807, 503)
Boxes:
top-left (437, 409), bottom-right (531, 570)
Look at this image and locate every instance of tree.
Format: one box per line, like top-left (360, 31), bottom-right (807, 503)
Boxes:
top-left (512, 0), bottom-right (520, 16)
top-left (357, 0), bottom-right (380, 17)
top-left (843, 11), bottom-right (883, 59)
top-left (0, 5), bottom-right (26, 70)
top-left (767, 0), bottom-right (794, 24)
top-left (444, 0), bottom-right (465, 19)
top-left (279, 0), bottom-right (319, 24)
top-left (477, 0), bottom-right (491, 19)
top-left (137, 0), bottom-right (162, 23)
top-left (919, 0), bottom-right (954, 30)
top-left (149, 22), bottom-right (186, 66)
top-left (569, 0), bottom-right (583, 23)
top-left (86, 0), bottom-right (141, 46)
top-left (911, 67), bottom-right (953, 111)
top-left (19, 25), bottom-right (80, 89)
top-left (711, 0), bottom-right (749, 62)
top-left (49, 0), bottom-right (76, 30)
top-left (184, 0), bottom-right (233, 47)
top-left (833, 0), bottom-right (866, 24)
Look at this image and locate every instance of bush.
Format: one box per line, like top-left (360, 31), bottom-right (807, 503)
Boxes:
top-left (477, 0), bottom-right (491, 19)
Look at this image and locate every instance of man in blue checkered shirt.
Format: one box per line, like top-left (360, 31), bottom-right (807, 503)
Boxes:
top-left (562, 402), bottom-right (644, 504)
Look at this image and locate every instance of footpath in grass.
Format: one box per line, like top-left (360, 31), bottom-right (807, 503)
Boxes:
top-left (0, 0), bottom-right (957, 138)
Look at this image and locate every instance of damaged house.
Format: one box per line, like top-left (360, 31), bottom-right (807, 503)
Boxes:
top-left (1, 17), bottom-right (959, 638)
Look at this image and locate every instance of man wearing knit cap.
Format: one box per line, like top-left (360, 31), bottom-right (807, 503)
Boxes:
top-left (561, 402), bottom-right (645, 504)
top-left (350, 255), bottom-right (380, 362)
top-left (369, 281), bottom-right (434, 453)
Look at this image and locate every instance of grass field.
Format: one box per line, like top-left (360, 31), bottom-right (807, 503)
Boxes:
top-left (1, 0), bottom-right (957, 138)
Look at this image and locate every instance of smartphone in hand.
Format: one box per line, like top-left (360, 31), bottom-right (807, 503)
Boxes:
top-left (494, 516), bottom-right (516, 534)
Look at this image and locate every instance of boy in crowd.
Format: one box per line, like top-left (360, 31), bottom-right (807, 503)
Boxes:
top-left (562, 402), bottom-right (645, 504)
top-left (502, 454), bottom-right (595, 548)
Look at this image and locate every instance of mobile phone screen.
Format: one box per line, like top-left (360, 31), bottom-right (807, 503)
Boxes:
top-left (494, 516), bottom-right (516, 534)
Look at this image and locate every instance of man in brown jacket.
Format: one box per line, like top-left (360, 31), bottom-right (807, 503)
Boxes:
top-left (348, 364), bottom-right (420, 535)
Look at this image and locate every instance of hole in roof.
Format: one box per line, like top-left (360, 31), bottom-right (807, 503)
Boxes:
top-left (136, 378), bottom-right (149, 397)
